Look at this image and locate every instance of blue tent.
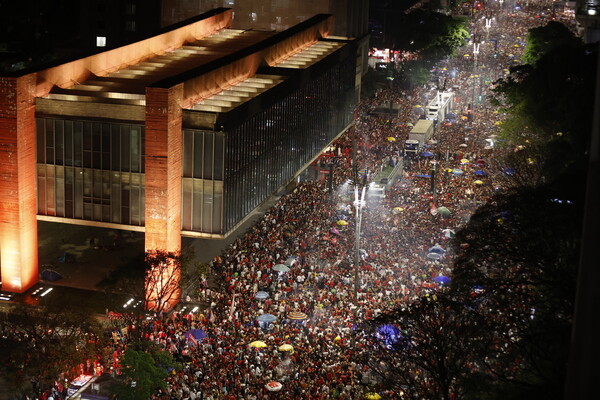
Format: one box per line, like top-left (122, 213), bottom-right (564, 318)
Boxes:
top-left (41, 269), bottom-right (62, 282)
top-left (184, 329), bottom-right (207, 346)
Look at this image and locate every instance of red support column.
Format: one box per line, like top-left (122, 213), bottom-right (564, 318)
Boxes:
top-left (0, 75), bottom-right (39, 293)
top-left (144, 84), bottom-right (183, 311)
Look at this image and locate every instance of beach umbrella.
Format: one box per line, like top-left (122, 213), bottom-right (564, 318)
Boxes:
top-left (272, 264), bottom-right (290, 273)
top-left (254, 291), bottom-right (269, 300)
top-left (365, 393), bottom-right (382, 400)
top-left (473, 180), bottom-right (484, 185)
top-left (279, 344), bottom-right (294, 352)
top-left (460, 158), bottom-right (469, 164)
top-left (40, 269), bottom-right (63, 282)
top-left (284, 256), bottom-right (298, 266)
top-left (452, 168), bottom-right (464, 176)
top-left (288, 311), bottom-right (308, 320)
top-left (428, 245), bottom-right (446, 254)
top-left (437, 206), bottom-right (451, 217)
top-left (337, 220), bottom-right (349, 226)
top-left (266, 381), bottom-right (283, 392)
top-left (387, 137), bottom-right (396, 142)
top-left (474, 170), bottom-right (486, 176)
top-left (257, 313), bottom-right (277, 323)
top-left (427, 252), bottom-right (442, 260)
top-left (420, 151), bottom-right (434, 157)
top-left (442, 228), bottom-right (455, 238)
top-left (433, 275), bottom-right (452, 285)
top-left (249, 340), bottom-right (268, 348)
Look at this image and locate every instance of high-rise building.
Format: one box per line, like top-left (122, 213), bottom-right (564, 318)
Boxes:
top-left (0, 8), bottom-right (357, 294)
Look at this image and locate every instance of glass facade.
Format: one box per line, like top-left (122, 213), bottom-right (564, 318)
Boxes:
top-left (36, 118), bottom-right (146, 226)
top-left (181, 130), bottom-right (225, 234)
top-left (222, 58), bottom-right (355, 233)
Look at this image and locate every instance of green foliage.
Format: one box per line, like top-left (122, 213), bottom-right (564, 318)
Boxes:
top-left (491, 24), bottom-right (597, 184)
top-left (0, 302), bottom-right (106, 396)
top-left (110, 343), bottom-right (178, 400)
top-left (523, 21), bottom-right (581, 65)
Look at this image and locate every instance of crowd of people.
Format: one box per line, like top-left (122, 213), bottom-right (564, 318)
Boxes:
top-left (100, 3), bottom-right (572, 400)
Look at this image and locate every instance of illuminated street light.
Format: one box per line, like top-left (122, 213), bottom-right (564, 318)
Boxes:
top-left (353, 186), bottom-right (366, 304)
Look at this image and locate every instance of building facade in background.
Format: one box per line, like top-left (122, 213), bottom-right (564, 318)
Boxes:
top-left (0, 8), bottom-right (357, 294)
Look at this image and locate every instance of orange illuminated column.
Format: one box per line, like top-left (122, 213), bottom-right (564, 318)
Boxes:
top-left (144, 84), bottom-right (183, 311)
top-left (0, 75), bottom-right (39, 293)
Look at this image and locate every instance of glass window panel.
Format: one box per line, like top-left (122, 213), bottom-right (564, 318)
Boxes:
top-left (192, 179), bottom-right (203, 231)
top-left (37, 165), bottom-right (46, 214)
top-left (36, 119), bottom-right (45, 163)
top-left (121, 129), bottom-right (130, 171)
top-left (203, 132), bottom-right (214, 179)
top-left (193, 131), bottom-right (203, 178)
top-left (55, 166), bottom-right (64, 216)
top-left (65, 167), bottom-right (74, 218)
top-left (55, 120), bottom-right (64, 165)
top-left (74, 168), bottom-right (83, 218)
top-left (111, 125), bottom-right (121, 171)
top-left (73, 122), bottom-right (83, 167)
top-left (213, 181), bottom-right (223, 234)
top-left (45, 119), bottom-right (54, 164)
top-left (182, 178), bottom-right (193, 230)
top-left (64, 120), bottom-right (73, 166)
top-left (93, 170), bottom-right (102, 198)
top-left (111, 172), bottom-right (121, 223)
top-left (214, 132), bottom-right (224, 180)
top-left (46, 166), bottom-right (55, 216)
top-left (183, 131), bottom-right (193, 177)
top-left (130, 126), bottom-right (140, 173)
top-left (130, 174), bottom-right (140, 225)
top-left (202, 180), bottom-right (213, 232)
top-left (102, 124), bottom-right (110, 169)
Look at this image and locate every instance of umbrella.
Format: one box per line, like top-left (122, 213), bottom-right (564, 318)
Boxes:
top-left (288, 311), bottom-right (308, 320)
top-left (427, 252), bottom-right (442, 260)
top-left (452, 168), bottom-right (464, 175)
top-left (272, 264), bottom-right (290, 272)
top-left (365, 393), bottom-right (382, 400)
top-left (337, 220), bottom-right (349, 226)
top-left (473, 180), bottom-right (484, 185)
top-left (460, 158), bottom-right (469, 164)
top-left (502, 167), bottom-right (516, 175)
top-left (284, 256), bottom-right (298, 266)
top-left (406, 122), bottom-right (414, 127)
top-left (257, 313), bottom-right (277, 323)
top-left (278, 344), bottom-right (294, 352)
top-left (428, 139), bottom-right (438, 145)
top-left (387, 137), bottom-right (396, 142)
top-left (442, 228), bottom-right (455, 238)
top-left (474, 170), bottom-right (486, 176)
top-left (446, 112), bottom-right (457, 119)
top-left (40, 269), bottom-right (63, 282)
top-left (413, 105), bottom-right (422, 108)
top-left (392, 207), bottom-right (404, 214)
top-left (459, 143), bottom-right (468, 147)
top-left (254, 291), bottom-right (269, 300)
top-left (437, 206), bottom-right (451, 217)
top-left (266, 382), bottom-right (283, 392)
top-left (249, 340), bottom-right (268, 348)
top-left (420, 152), bottom-right (434, 157)
top-left (416, 174), bottom-right (431, 178)
top-left (428, 245), bottom-right (446, 254)
top-left (433, 275), bottom-right (452, 285)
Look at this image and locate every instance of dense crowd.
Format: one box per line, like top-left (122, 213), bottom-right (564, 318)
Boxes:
top-left (95, 4), bottom-right (572, 400)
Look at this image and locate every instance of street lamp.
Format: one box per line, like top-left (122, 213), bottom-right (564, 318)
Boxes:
top-left (353, 186), bottom-right (366, 305)
top-left (473, 40), bottom-right (481, 68)
top-left (484, 16), bottom-right (492, 39)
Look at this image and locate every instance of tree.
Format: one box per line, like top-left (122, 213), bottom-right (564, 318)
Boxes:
top-left (522, 21), bottom-right (580, 66)
top-left (110, 343), bottom-right (178, 400)
top-left (364, 296), bottom-right (491, 400)
top-left (0, 302), bottom-right (106, 397)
